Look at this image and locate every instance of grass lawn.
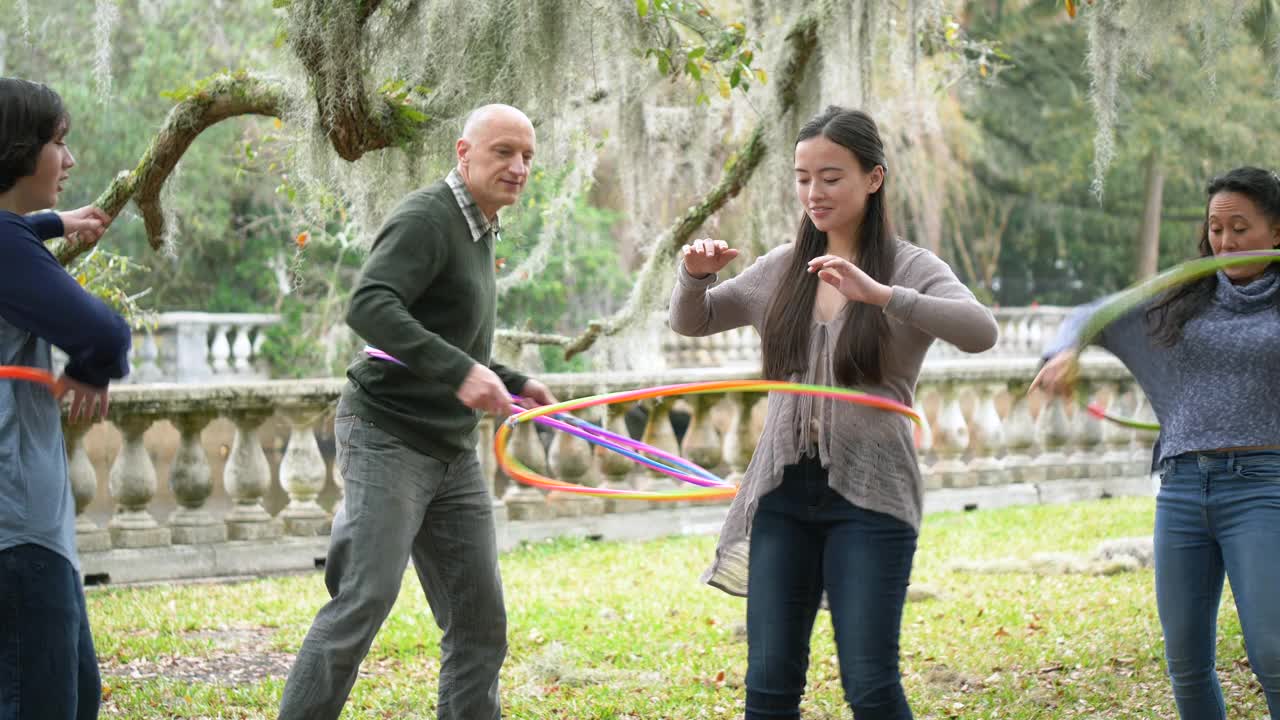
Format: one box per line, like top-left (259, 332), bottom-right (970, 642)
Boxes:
top-left (88, 496), bottom-right (1269, 718)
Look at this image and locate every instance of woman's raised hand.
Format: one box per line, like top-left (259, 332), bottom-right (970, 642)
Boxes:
top-left (681, 238), bottom-right (740, 278)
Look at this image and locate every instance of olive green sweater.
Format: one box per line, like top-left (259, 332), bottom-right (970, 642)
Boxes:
top-left (340, 178), bottom-right (527, 461)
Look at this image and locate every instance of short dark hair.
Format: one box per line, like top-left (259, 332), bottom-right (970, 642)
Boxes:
top-left (0, 78), bottom-right (68, 193)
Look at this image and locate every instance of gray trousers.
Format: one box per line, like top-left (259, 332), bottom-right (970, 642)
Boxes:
top-left (278, 414), bottom-right (506, 720)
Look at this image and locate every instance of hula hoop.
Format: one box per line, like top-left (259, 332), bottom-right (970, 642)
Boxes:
top-left (1084, 402), bottom-right (1160, 433)
top-left (362, 347), bottom-right (922, 501)
top-left (0, 365), bottom-right (57, 391)
top-left (1074, 250), bottom-right (1280, 431)
top-left (365, 345), bottom-right (728, 486)
top-left (495, 380), bottom-right (923, 501)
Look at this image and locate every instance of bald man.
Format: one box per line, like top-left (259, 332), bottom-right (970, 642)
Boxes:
top-left (278, 104), bottom-right (556, 720)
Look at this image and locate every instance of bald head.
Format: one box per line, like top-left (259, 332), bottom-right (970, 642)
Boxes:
top-left (461, 104), bottom-right (534, 143)
top-left (456, 104), bottom-right (536, 219)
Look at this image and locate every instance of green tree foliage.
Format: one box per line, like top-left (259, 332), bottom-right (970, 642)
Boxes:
top-left (957, 0), bottom-right (1280, 305)
top-left (5, 0), bottom-right (289, 311)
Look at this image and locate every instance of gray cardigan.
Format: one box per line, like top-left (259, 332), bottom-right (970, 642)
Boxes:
top-left (669, 239), bottom-right (998, 596)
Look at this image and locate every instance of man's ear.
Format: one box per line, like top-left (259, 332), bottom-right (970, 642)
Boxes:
top-left (456, 137), bottom-right (471, 166)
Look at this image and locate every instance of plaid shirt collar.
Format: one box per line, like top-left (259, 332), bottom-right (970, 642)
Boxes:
top-left (446, 168), bottom-right (500, 243)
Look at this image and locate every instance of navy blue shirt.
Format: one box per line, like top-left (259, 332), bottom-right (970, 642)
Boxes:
top-left (0, 211), bottom-right (131, 568)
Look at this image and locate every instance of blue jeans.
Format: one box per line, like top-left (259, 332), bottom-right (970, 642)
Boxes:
top-left (278, 414), bottom-right (507, 720)
top-left (0, 543), bottom-right (100, 720)
top-left (745, 457), bottom-right (918, 720)
top-left (1155, 450), bottom-right (1280, 720)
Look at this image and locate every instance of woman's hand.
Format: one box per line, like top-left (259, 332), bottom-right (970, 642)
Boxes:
top-left (807, 255), bottom-right (892, 306)
top-left (681, 238), bottom-right (739, 278)
top-left (1029, 351), bottom-right (1080, 397)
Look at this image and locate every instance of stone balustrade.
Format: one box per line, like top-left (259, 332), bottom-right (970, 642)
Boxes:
top-left (69, 356), bottom-right (1155, 585)
top-left (54, 313), bottom-right (282, 385)
top-left (127, 312), bottom-right (281, 384)
top-left (62, 305), bottom-right (1066, 385)
top-left (660, 306), bottom-right (1073, 368)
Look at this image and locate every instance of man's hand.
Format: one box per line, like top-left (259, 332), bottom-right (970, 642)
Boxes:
top-left (516, 378), bottom-right (558, 409)
top-left (57, 206), bottom-right (112, 246)
top-left (54, 374), bottom-right (110, 423)
top-left (456, 363), bottom-right (513, 416)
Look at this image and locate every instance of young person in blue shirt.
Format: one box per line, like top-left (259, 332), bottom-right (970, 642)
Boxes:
top-left (0, 77), bottom-right (132, 720)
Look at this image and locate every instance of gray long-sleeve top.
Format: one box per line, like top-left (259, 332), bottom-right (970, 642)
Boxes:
top-left (1044, 268), bottom-right (1280, 465)
top-left (670, 239), bottom-right (998, 596)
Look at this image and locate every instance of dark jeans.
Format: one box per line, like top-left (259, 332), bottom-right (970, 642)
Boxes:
top-left (0, 543), bottom-right (100, 720)
top-left (278, 414), bottom-right (507, 720)
top-left (1155, 449), bottom-right (1280, 720)
top-left (745, 457), bottom-right (918, 720)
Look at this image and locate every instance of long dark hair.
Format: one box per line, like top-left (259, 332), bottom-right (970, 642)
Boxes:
top-left (1146, 166), bottom-right (1280, 346)
top-left (761, 106), bottom-right (896, 386)
top-left (0, 78), bottom-right (68, 193)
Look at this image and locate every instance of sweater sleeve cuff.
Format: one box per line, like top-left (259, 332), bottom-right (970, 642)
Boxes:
top-left (676, 265), bottom-right (717, 289)
top-left (882, 285), bottom-right (918, 322)
top-left (497, 370), bottom-right (529, 396)
top-left (26, 211), bottom-right (65, 241)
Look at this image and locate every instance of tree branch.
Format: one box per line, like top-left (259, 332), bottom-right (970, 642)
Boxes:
top-left (58, 0), bottom-right (437, 266)
top-left (52, 72), bottom-right (289, 266)
top-left (287, 0), bottom-right (428, 162)
top-left (549, 9), bottom-right (822, 361)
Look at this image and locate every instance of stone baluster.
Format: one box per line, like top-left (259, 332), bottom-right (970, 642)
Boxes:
top-left (223, 408), bottom-right (282, 540)
top-left (1002, 378), bottom-right (1038, 484)
top-left (476, 417), bottom-right (508, 522)
top-left (252, 329), bottom-right (269, 376)
top-left (709, 333), bottom-right (727, 367)
top-left (1032, 395), bottom-right (1072, 482)
top-left (998, 314), bottom-right (1019, 357)
top-left (722, 392), bottom-right (763, 486)
top-left (547, 408), bottom-right (605, 517)
top-left (1098, 381), bottom-right (1134, 479)
top-left (682, 393), bottom-right (725, 482)
top-left (65, 421), bottom-right (110, 552)
top-left (1071, 379), bottom-right (1106, 481)
top-left (699, 336), bottom-right (713, 366)
top-left (637, 396), bottom-right (683, 496)
top-left (912, 391), bottom-right (936, 490)
top-left (502, 419), bottom-right (554, 521)
top-left (1026, 314), bottom-right (1044, 356)
top-left (107, 413), bottom-right (171, 548)
top-left (731, 332), bottom-right (747, 365)
top-left (168, 411), bottom-right (225, 544)
top-left (133, 329), bottom-right (162, 383)
top-left (967, 382), bottom-right (1007, 486)
top-left (597, 401), bottom-right (645, 514)
top-left (210, 324), bottom-right (232, 375)
top-left (278, 403), bottom-right (332, 536)
top-left (929, 382), bottom-right (975, 488)
top-left (1012, 316), bottom-right (1031, 358)
top-left (232, 325), bottom-right (254, 374)
top-left (175, 319), bottom-right (213, 382)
